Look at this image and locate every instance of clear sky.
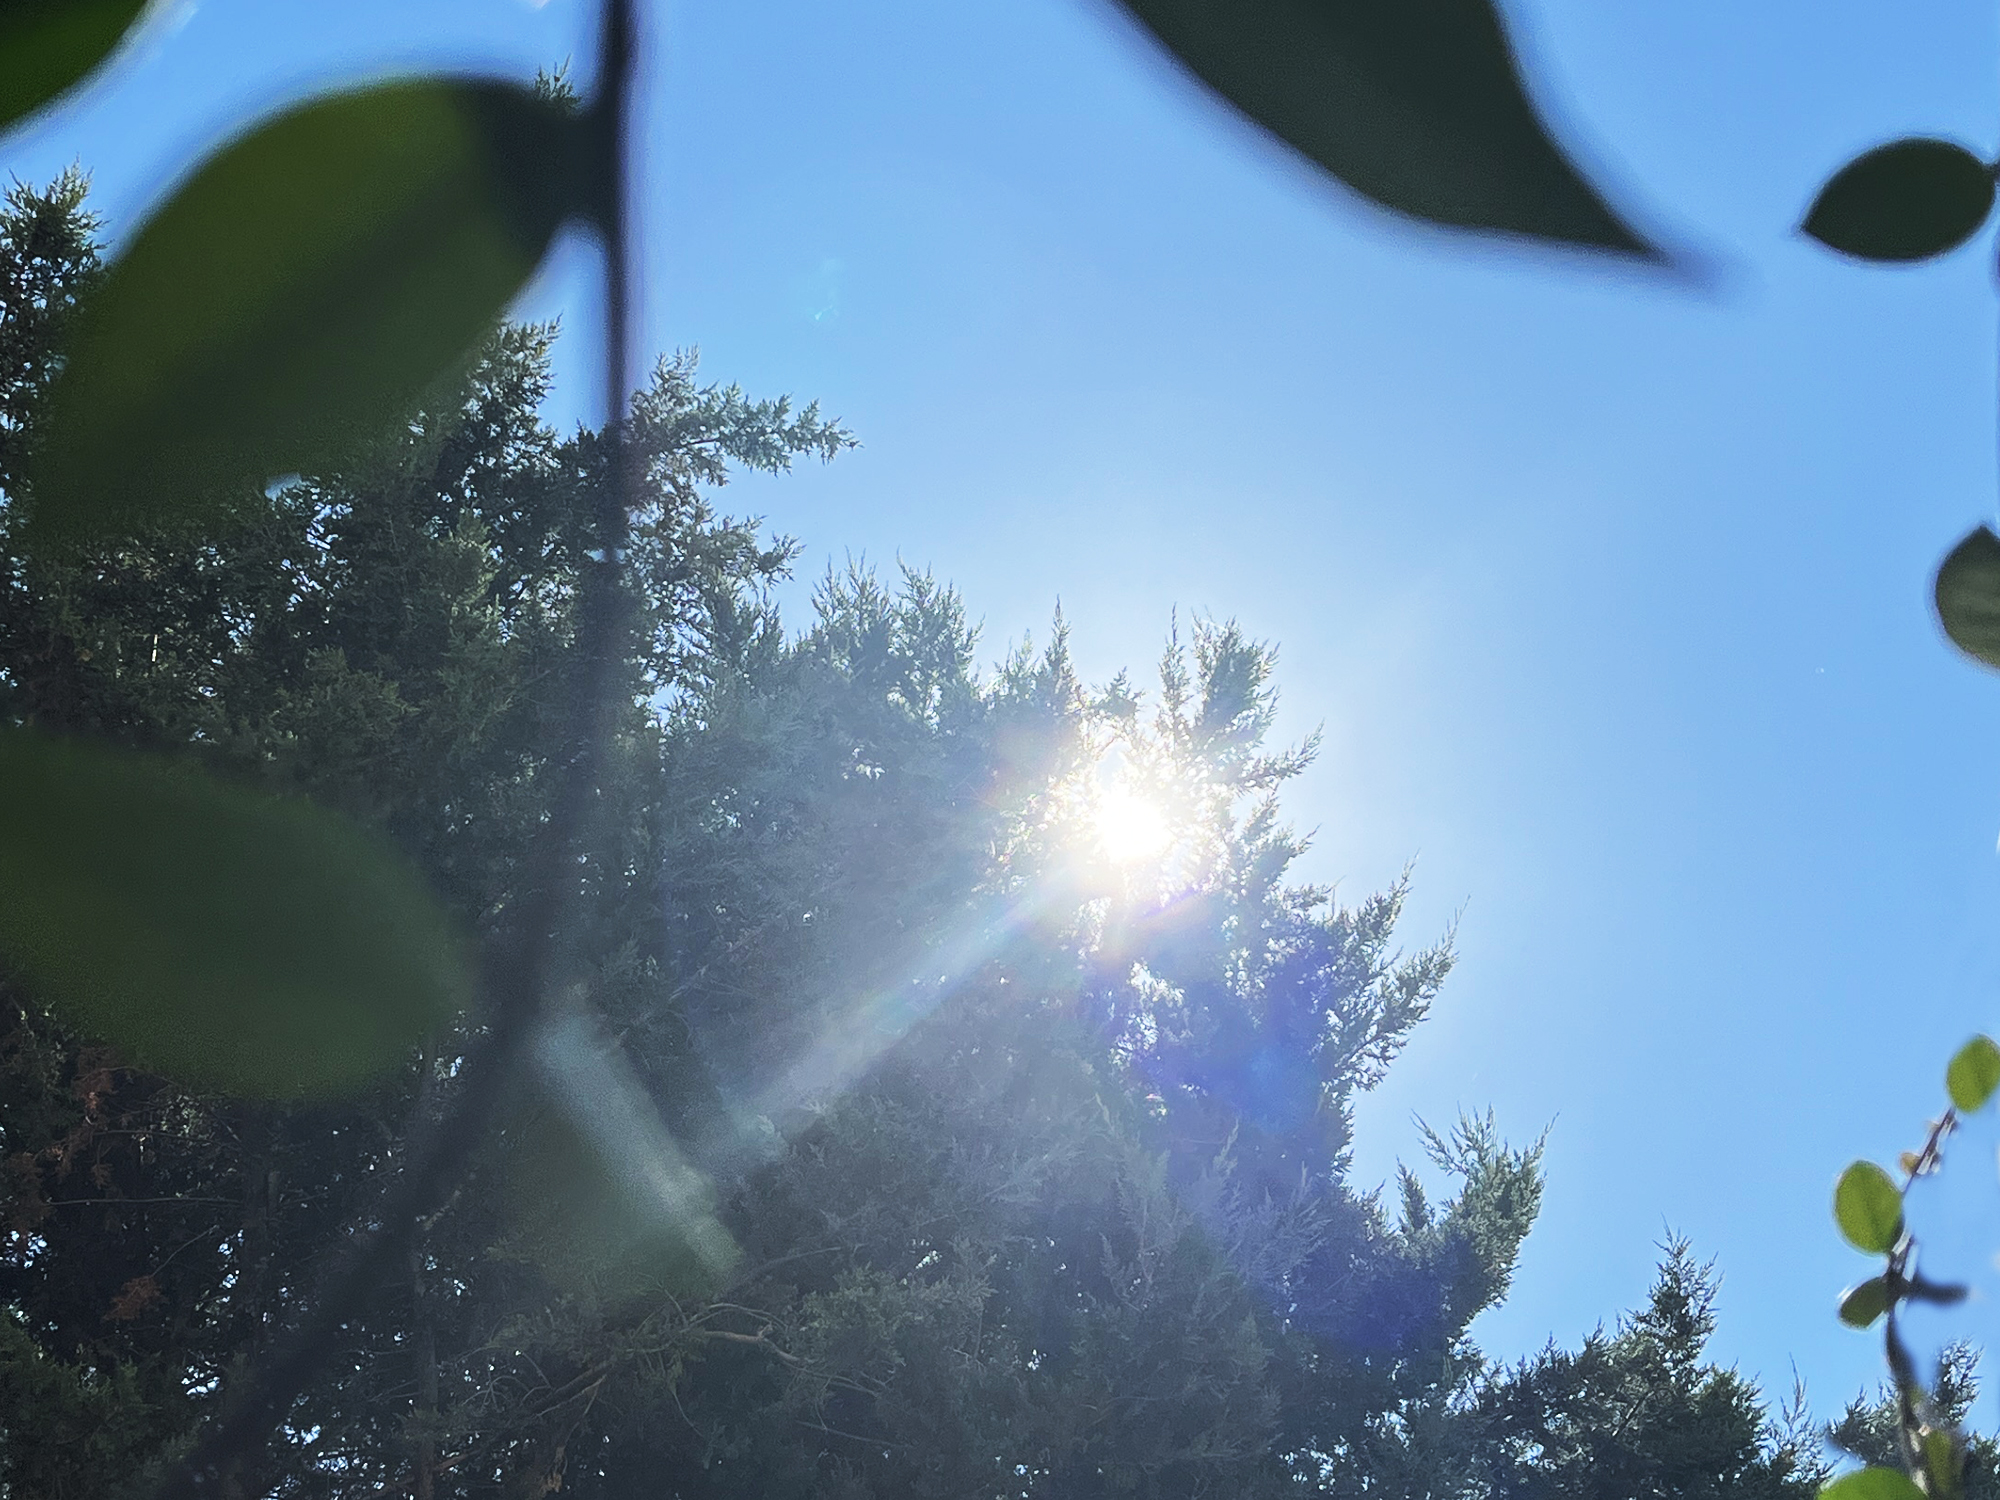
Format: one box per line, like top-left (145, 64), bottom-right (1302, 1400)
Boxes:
top-left (14, 0), bottom-right (2000, 1424)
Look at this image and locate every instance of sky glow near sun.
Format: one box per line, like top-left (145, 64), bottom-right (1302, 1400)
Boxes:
top-left (1091, 781), bottom-right (1173, 868)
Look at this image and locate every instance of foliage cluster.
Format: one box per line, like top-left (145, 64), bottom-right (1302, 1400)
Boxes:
top-left (0, 179), bottom-right (1848, 1499)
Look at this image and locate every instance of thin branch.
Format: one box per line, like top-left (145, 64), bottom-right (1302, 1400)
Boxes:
top-left (145, 2), bottom-right (644, 1492)
top-left (43, 1196), bottom-right (236, 1207)
top-left (796, 1418), bottom-right (906, 1453)
top-left (695, 1328), bottom-right (803, 1365)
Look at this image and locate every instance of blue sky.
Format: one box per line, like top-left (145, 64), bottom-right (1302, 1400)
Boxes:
top-left (14, 0), bottom-right (2000, 1421)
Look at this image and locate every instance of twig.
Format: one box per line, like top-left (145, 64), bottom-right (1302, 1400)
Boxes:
top-left (697, 1328), bottom-right (804, 1365)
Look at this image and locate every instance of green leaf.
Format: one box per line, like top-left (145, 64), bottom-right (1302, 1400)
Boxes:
top-left (1112, 0), bottom-right (1666, 258)
top-left (0, 1), bottom-right (148, 135)
top-left (1834, 1161), bottom-right (1904, 1255)
top-left (1804, 139), bottom-right (1995, 262)
top-left (0, 729), bottom-right (468, 1097)
top-left (1947, 1035), bottom-right (2000, 1112)
top-left (1924, 1427), bottom-right (1966, 1500)
top-left (1839, 1276), bottom-right (1893, 1329)
top-left (1934, 527), bottom-right (2000, 670)
top-left (26, 78), bottom-right (593, 551)
top-left (1821, 1469), bottom-right (1928, 1500)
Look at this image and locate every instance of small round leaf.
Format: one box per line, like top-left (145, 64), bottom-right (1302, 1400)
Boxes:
top-left (28, 78), bottom-right (594, 550)
top-left (1834, 1161), bottom-right (1904, 1255)
top-left (1804, 138), bottom-right (1996, 262)
top-left (1839, 1277), bottom-right (1893, 1329)
top-left (1936, 527), bottom-right (2000, 671)
top-left (1947, 1035), bottom-right (2000, 1112)
top-left (1821, 1469), bottom-right (1928, 1500)
top-left (0, 729), bottom-right (469, 1096)
top-left (0, 1), bottom-right (148, 135)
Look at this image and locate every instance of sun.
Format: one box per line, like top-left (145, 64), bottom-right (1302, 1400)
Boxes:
top-left (1092, 781), bottom-right (1173, 867)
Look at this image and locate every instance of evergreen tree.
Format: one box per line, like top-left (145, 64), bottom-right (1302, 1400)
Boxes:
top-left (1827, 1344), bottom-right (2000, 1500)
top-left (1473, 1239), bottom-right (1828, 1500)
top-left (0, 172), bottom-right (1814, 1500)
top-left (545, 603), bottom-right (1547, 1499)
top-left (0, 171), bottom-right (849, 1496)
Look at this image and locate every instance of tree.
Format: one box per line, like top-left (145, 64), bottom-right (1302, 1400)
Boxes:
top-left (1475, 1239), bottom-right (1828, 1500)
top-left (558, 605), bottom-right (1545, 1500)
top-left (1828, 1345), bottom-right (2000, 1500)
top-left (0, 174), bottom-right (1551, 1498)
top-left (0, 172), bottom-right (847, 1496)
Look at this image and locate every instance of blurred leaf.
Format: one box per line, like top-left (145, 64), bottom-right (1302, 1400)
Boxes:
top-left (1839, 1276), bottom-right (1893, 1329)
top-left (1935, 527), bottom-right (2000, 670)
top-left (0, 729), bottom-right (468, 1096)
top-left (1924, 1427), bottom-right (1966, 1500)
top-left (1947, 1035), bottom-right (2000, 1112)
top-left (500, 1009), bottom-right (738, 1298)
top-left (1821, 1469), bottom-right (1927, 1500)
top-left (27, 78), bottom-right (593, 550)
top-left (1905, 1275), bottom-right (1970, 1308)
top-left (1834, 1161), bottom-right (1903, 1254)
top-left (1112, 0), bottom-right (1664, 257)
top-left (0, 1), bottom-right (148, 135)
top-left (1804, 139), bottom-right (1995, 262)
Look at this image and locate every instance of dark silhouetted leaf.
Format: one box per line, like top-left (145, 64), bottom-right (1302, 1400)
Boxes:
top-left (0, 729), bottom-right (468, 1096)
top-left (1804, 139), bottom-right (1995, 262)
top-left (1834, 1161), bottom-right (1903, 1255)
top-left (1112, 0), bottom-right (1664, 257)
top-left (1839, 1276), bottom-right (1893, 1329)
top-left (27, 78), bottom-right (593, 550)
top-left (0, 1), bottom-right (148, 135)
top-left (1822, 1469), bottom-right (1928, 1500)
top-left (1947, 1035), bottom-right (2000, 1112)
top-left (1905, 1275), bottom-right (1970, 1308)
top-left (1935, 527), bottom-right (2000, 670)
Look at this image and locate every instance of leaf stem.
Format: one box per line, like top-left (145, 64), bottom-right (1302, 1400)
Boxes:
top-left (1884, 1108), bottom-right (1956, 1481)
top-left (146, 3), bottom-right (643, 1493)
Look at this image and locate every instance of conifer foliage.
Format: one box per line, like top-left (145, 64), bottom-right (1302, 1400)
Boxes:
top-left (0, 179), bottom-right (1829, 1499)
top-left (1476, 1240), bottom-right (1827, 1500)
